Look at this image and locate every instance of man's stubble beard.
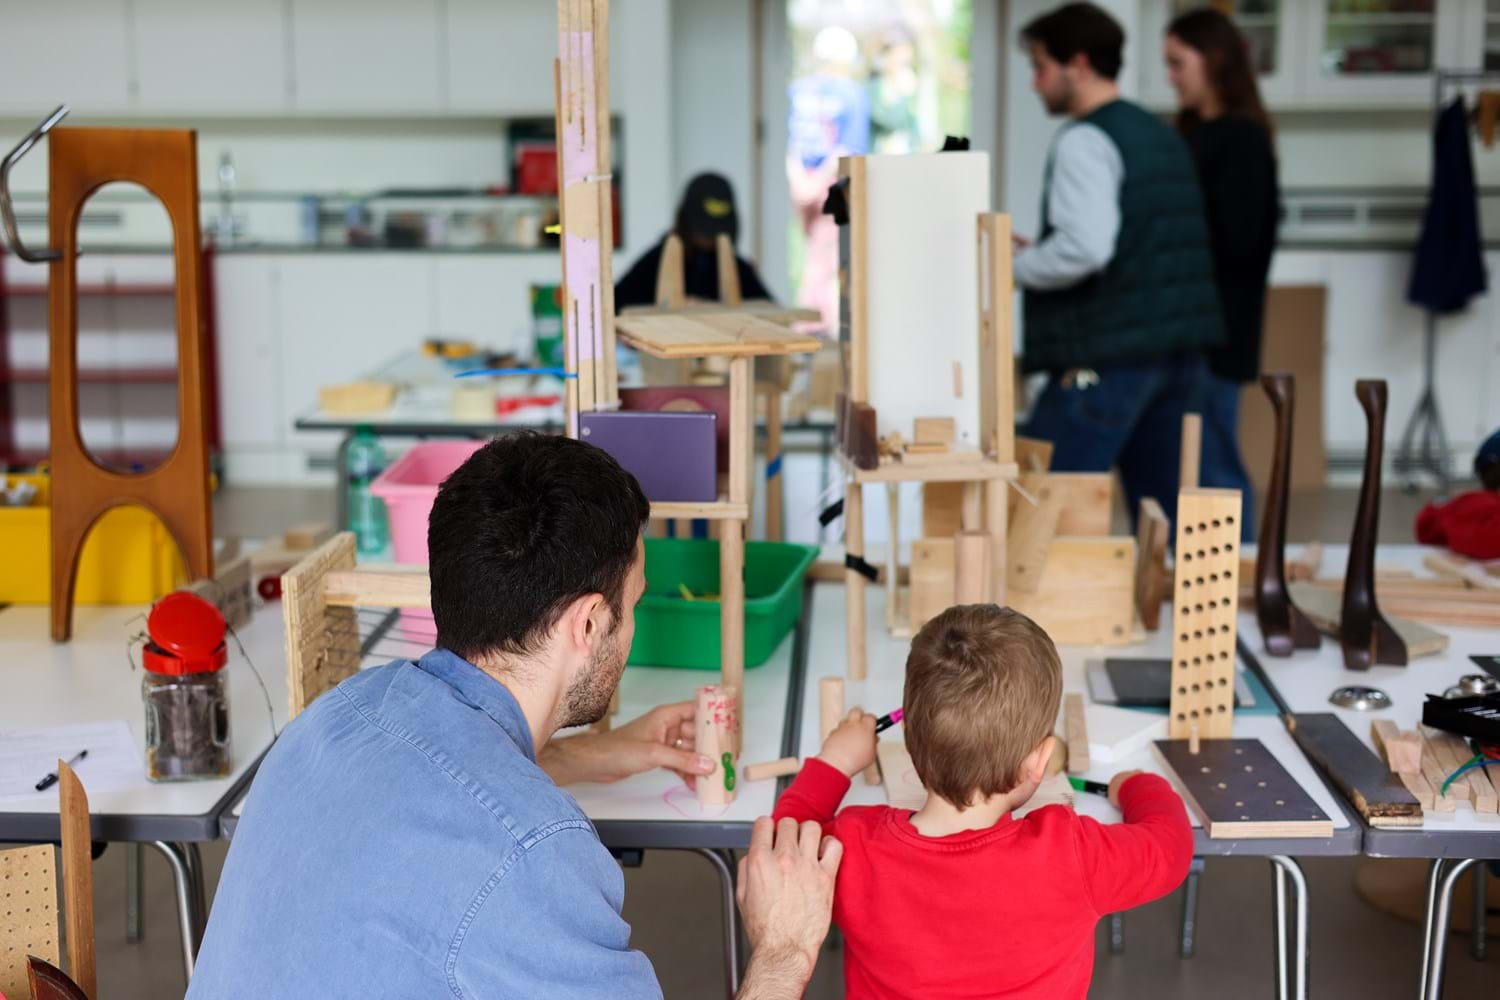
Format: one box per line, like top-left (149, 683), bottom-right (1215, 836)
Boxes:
top-left (558, 623), bottom-right (627, 729)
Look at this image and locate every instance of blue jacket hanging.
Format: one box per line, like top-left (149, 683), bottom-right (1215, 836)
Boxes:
top-left (1408, 97), bottom-right (1488, 314)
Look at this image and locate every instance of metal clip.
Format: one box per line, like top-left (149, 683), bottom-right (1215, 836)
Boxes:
top-left (1, 105), bottom-right (69, 263)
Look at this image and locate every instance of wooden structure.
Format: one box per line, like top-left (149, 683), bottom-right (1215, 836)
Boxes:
top-left (1340, 379), bottom-right (1408, 668)
top-left (1254, 373), bottom-right (1320, 655)
top-left (0, 844), bottom-right (61, 999)
top-left (58, 762), bottom-right (95, 999)
top-left (46, 127), bottom-right (212, 640)
top-left (835, 158), bottom-right (1018, 677)
top-left (1063, 693), bottom-right (1090, 775)
top-left (1168, 489), bottom-right (1242, 740)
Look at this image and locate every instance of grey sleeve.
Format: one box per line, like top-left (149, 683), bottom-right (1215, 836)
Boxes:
top-left (448, 825), bottom-right (662, 1000)
top-left (1013, 124), bottom-right (1124, 291)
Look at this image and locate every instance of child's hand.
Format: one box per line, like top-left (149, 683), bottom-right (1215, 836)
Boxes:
top-left (1107, 770), bottom-right (1145, 808)
top-left (818, 709), bottom-right (878, 778)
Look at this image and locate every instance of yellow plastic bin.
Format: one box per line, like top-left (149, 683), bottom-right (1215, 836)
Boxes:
top-left (0, 474), bottom-right (187, 604)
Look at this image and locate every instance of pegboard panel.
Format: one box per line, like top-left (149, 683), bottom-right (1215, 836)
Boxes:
top-left (1169, 489), bottom-right (1243, 739)
top-left (1, 844), bottom-right (61, 999)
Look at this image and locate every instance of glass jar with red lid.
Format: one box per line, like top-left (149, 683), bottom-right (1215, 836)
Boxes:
top-left (141, 592), bottom-right (232, 781)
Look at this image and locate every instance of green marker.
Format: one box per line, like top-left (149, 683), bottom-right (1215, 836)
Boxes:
top-left (1068, 776), bottom-right (1109, 797)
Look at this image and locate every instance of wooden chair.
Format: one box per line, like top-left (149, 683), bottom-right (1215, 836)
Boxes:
top-left (0, 762), bottom-right (96, 1000)
top-left (46, 127), bottom-right (213, 640)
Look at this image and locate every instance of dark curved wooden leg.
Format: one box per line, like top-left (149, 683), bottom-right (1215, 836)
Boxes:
top-left (1254, 374), bottom-right (1320, 656)
top-left (1340, 380), bottom-right (1407, 669)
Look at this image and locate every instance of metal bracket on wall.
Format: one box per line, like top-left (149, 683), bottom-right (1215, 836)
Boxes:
top-left (0, 104), bottom-right (68, 262)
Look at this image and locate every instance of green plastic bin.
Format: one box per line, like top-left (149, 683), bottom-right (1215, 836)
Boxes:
top-left (627, 538), bottom-right (818, 670)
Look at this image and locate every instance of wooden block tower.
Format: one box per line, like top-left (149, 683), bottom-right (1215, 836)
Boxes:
top-left (1168, 489), bottom-right (1243, 740)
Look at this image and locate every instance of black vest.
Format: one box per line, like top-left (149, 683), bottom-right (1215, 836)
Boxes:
top-left (1022, 100), bottom-right (1224, 373)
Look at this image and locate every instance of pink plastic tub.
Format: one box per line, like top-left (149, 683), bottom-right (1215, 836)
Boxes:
top-left (370, 440), bottom-right (486, 641)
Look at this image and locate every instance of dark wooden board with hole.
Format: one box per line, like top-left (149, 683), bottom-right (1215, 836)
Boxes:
top-left (1286, 712), bottom-right (1423, 828)
top-left (1152, 738), bottom-right (1334, 838)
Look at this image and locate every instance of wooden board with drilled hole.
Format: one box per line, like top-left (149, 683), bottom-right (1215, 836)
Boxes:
top-left (0, 844), bottom-right (61, 999)
top-left (1007, 537), bottom-right (1136, 646)
top-left (1153, 738), bottom-right (1334, 838)
top-left (1168, 490), bottom-right (1243, 739)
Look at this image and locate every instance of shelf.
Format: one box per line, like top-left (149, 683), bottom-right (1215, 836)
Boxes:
top-left (2, 368), bottom-right (180, 384)
top-left (849, 457), bottom-right (1019, 484)
top-left (2, 284), bottom-right (178, 297)
top-left (648, 498), bottom-right (749, 521)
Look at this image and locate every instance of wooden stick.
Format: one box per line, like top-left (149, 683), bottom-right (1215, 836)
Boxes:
top-left (1063, 693), bottom-right (1090, 774)
top-left (764, 383), bottom-right (784, 542)
top-left (819, 677), bottom-right (845, 744)
top-left (719, 519), bottom-right (745, 745)
top-left (852, 705), bottom-right (882, 785)
top-left (743, 757), bottom-right (800, 782)
top-left (1179, 413), bottom-right (1201, 490)
top-left (695, 684), bottom-right (737, 806)
top-left (984, 478), bottom-right (1008, 605)
top-left (323, 568), bottom-right (430, 609)
top-left (715, 233), bottom-right (742, 305)
top-left (954, 531), bottom-right (990, 605)
top-left (1370, 720), bottom-right (1423, 776)
top-left (58, 761), bottom-right (95, 1000)
top-left (846, 481), bottom-right (868, 679)
top-left (976, 213), bottom-right (1015, 463)
top-left (884, 483), bottom-right (901, 632)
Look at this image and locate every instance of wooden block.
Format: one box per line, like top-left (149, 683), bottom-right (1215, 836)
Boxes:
top-left (1371, 720), bottom-right (1424, 776)
top-left (922, 481), bottom-right (964, 538)
top-left (1168, 490), bottom-right (1242, 739)
top-left (851, 705), bottom-right (882, 785)
top-left (1063, 693), bottom-right (1089, 775)
top-left (977, 213), bottom-right (1016, 463)
top-left (904, 441), bottom-right (949, 455)
top-left (284, 521), bottom-right (335, 550)
top-left (1006, 472), bottom-right (1062, 593)
top-left (0, 844), bottom-right (60, 1000)
top-left (954, 531), bottom-right (990, 605)
top-left (1288, 583), bottom-right (1449, 658)
top-left (909, 537), bottom-right (956, 633)
top-left (1007, 537), bottom-right (1136, 646)
top-left (743, 757), bottom-right (800, 782)
top-left (695, 684), bottom-right (737, 806)
top-left (1153, 738), bottom-right (1334, 838)
top-left (1287, 713), bottom-right (1423, 826)
top-left (322, 568), bottom-right (431, 609)
top-left (283, 533), bottom-right (360, 719)
top-left (1179, 412), bottom-right (1202, 490)
top-left (318, 381), bottom-right (395, 415)
top-left (1415, 731), bottom-right (1459, 813)
top-left (850, 403), bottom-right (879, 470)
top-left (846, 481), bottom-right (868, 681)
top-left (1134, 497), bottom-right (1171, 631)
top-left (57, 762), bottom-right (95, 999)
top-left (819, 677), bottom-right (845, 743)
top-left (1423, 551), bottom-right (1500, 591)
top-left (1051, 473), bottom-right (1114, 537)
top-left (914, 417), bottom-right (956, 447)
top-left (1014, 436), bottom-right (1053, 473)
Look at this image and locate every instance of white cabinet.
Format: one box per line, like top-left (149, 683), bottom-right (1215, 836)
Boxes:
top-left (132, 0), bottom-right (291, 113)
top-left (0, 0), bottom-right (132, 115)
top-left (214, 256), bottom-right (285, 453)
top-left (445, 0), bottom-right (557, 114)
top-left (288, 0), bottom-right (444, 113)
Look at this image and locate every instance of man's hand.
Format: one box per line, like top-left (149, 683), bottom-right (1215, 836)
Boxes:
top-left (1108, 770), bottom-right (1145, 809)
top-left (816, 709), bottom-right (877, 778)
top-left (539, 701), bottom-right (713, 787)
top-left (735, 817), bottom-right (841, 1000)
top-left (1012, 232), bottom-right (1033, 250)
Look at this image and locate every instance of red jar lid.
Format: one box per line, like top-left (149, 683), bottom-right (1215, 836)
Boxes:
top-left (143, 592), bottom-right (228, 675)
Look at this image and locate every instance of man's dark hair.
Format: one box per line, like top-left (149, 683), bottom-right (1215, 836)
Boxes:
top-left (1020, 2), bottom-right (1125, 81)
top-left (428, 433), bottom-right (650, 661)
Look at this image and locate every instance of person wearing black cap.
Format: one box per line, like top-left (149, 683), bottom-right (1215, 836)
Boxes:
top-left (614, 172), bottom-right (774, 310)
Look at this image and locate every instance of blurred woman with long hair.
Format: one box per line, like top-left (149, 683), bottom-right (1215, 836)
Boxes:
top-left (1166, 7), bottom-right (1279, 539)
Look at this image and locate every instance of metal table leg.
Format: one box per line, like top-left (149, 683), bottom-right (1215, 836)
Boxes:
top-left (1419, 859), bottom-right (1447, 996)
top-left (691, 847), bottom-right (741, 999)
top-left (1424, 858), bottom-right (1479, 1000)
top-left (126, 842), bottom-right (144, 943)
top-left (1269, 856), bottom-right (1308, 1000)
top-left (1180, 856), bottom-right (1204, 958)
top-left (149, 841), bottom-right (205, 984)
top-left (1108, 912), bottom-right (1125, 954)
top-left (1474, 863), bottom-right (1488, 962)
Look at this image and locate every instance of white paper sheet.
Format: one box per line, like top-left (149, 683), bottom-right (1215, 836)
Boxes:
top-left (0, 719), bottom-right (144, 804)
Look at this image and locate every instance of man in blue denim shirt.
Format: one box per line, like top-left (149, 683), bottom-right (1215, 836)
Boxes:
top-left (189, 434), bottom-right (841, 999)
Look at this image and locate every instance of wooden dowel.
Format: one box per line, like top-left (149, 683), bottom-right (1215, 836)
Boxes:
top-left (1179, 412), bottom-right (1201, 490)
top-left (743, 757), bottom-right (800, 782)
top-left (954, 531), bottom-right (990, 605)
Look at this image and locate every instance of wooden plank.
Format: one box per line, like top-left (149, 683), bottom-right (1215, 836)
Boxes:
top-left (1423, 727), bottom-right (1496, 813)
top-left (922, 481), bottom-right (964, 538)
top-left (719, 519), bottom-right (746, 738)
top-left (976, 213), bottom-right (1014, 463)
top-left (1288, 582), bottom-right (1449, 657)
top-left (648, 498), bottom-right (749, 521)
top-left (954, 531), bottom-right (989, 605)
top-left (728, 357), bottom-right (751, 505)
top-left (846, 481), bottom-right (867, 680)
top-left (1415, 730), bottom-right (1459, 813)
top-left (1287, 713), bottom-right (1423, 826)
top-left (850, 457), bottom-right (1017, 484)
top-left (843, 155), bottom-right (869, 401)
top-left (1423, 551), bottom-right (1500, 591)
top-left (323, 568), bottom-right (431, 610)
top-left (1007, 537), bottom-right (1135, 646)
top-left (1169, 490), bottom-right (1243, 739)
top-left (1153, 738), bottom-right (1334, 839)
top-left (619, 300), bottom-right (819, 323)
top-left (913, 417), bottom-right (956, 447)
top-left (909, 538), bottom-right (956, 633)
top-left (615, 312), bottom-right (821, 359)
top-left (282, 532), bottom-right (360, 719)
top-left (57, 762), bottom-right (94, 999)
top-left (1179, 412), bottom-right (1202, 489)
top-left (1051, 473), bottom-right (1114, 537)
top-left (1063, 693), bottom-right (1090, 774)
top-left (1303, 577), bottom-right (1500, 627)
top-left (1134, 497), bottom-right (1171, 631)
top-left (0, 844), bottom-right (61, 1000)
top-left (1370, 720), bottom-right (1423, 776)
top-left (1015, 436), bottom-right (1053, 473)
top-left (1007, 471), bottom-right (1062, 593)
top-left (984, 478), bottom-right (1008, 605)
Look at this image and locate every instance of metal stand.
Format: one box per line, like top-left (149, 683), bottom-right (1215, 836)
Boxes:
top-left (1180, 856), bottom-right (1205, 958)
top-left (149, 841), bottom-right (207, 986)
top-left (690, 847), bottom-right (742, 998)
top-left (1396, 314), bottom-right (1450, 492)
top-left (1474, 863), bottom-right (1488, 962)
top-left (126, 843), bottom-right (145, 943)
top-left (1421, 857), bottom-right (1481, 1000)
top-left (1270, 855), bottom-right (1309, 1000)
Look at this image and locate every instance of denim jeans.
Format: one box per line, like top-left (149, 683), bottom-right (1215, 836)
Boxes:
top-left (1200, 374), bottom-right (1255, 542)
top-left (1023, 355), bottom-right (1211, 530)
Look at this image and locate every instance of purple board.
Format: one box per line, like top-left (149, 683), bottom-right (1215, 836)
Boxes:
top-left (579, 411), bottom-right (717, 502)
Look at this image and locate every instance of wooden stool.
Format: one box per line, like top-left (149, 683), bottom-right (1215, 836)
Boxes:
top-left (48, 127), bottom-right (212, 640)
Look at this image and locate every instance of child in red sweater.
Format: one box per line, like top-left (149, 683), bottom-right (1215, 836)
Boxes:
top-left (774, 605), bottom-right (1193, 999)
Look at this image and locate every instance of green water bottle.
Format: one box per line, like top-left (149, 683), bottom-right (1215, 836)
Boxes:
top-left (346, 427), bottom-right (388, 555)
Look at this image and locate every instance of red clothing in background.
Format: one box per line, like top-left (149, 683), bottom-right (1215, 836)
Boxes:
top-left (773, 759), bottom-right (1192, 1000)
top-left (1415, 490), bottom-right (1500, 559)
